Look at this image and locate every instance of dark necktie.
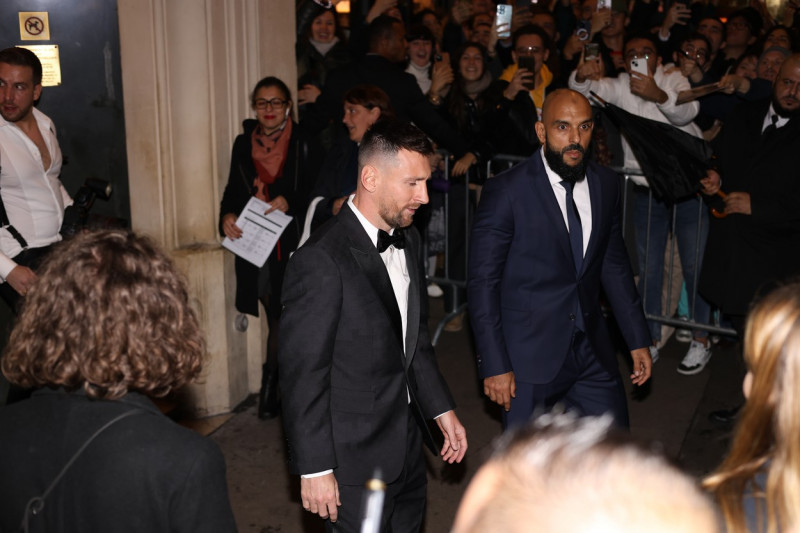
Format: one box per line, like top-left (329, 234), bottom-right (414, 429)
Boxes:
top-left (562, 181), bottom-right (583, 273)
top-left (763, 114), bottom-right (778, 137)
top-left (377, 228), bottom-right (405, 253)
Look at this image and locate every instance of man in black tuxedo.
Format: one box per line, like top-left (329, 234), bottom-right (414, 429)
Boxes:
top-left (700, 54), bottom-right (800, 325)
top-left (697, 54), bottom-right (800, 424)
top-left (468, 89), bottom-right (652, 430)
top-left (278, 119), bottom-right (467, 532)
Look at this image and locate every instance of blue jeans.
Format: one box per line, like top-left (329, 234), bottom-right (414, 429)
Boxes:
top-left (633, 188), bottom-right (711, 343)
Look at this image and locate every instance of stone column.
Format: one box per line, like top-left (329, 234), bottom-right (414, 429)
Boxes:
top-left (117, 0), bottom-right (297, 415)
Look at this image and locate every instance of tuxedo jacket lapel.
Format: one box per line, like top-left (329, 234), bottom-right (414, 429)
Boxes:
top-left (340, 208), bottom-right (405, 348)
top-left (404, 238), bottom-right (420, 368)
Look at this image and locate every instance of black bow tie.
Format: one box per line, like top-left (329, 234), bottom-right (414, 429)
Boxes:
top-left (377, 229), bottom-right (405, 253)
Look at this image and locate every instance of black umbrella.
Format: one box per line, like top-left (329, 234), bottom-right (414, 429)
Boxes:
top-left (590, 92), bottom-right (712, 204)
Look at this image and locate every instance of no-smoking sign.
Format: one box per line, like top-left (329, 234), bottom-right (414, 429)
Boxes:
top-left (19, 12), bottom-right (51, 41)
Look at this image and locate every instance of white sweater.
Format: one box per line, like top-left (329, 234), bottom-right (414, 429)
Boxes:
top-left (569, 65), bottom-right (701, 186)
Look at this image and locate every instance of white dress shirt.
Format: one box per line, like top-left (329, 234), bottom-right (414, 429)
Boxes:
top-left (541, 148), bottom-right (592, 255)
top-left (0, 107), bottom-right (71, 281)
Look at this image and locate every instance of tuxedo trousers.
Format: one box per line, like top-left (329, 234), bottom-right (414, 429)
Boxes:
top-left (326, 407), bottom-right (427, 533)
top-left (503, 330), bottom-right (629, 430)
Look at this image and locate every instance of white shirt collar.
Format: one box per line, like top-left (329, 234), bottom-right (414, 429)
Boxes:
top-left (764, 103), bottom-right (790, 132)
top-left (347, 194), bottom-right (394, 249)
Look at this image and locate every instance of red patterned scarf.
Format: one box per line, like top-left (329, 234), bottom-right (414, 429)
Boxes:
top-left (250, 119), bottom-right (292, 201)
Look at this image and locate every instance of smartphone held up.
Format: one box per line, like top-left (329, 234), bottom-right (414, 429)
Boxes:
top-left (584, 42), bottom-right (600, 61)
top-left (496, 4), bottom-right (512, 39)
top-left (517, 56), bottom-right (536, 89)
top-left (630, 57), bottom-right (648, 76)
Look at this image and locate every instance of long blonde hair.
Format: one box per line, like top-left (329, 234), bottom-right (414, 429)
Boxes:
top-left (703, 283), bottom-right (800, 533)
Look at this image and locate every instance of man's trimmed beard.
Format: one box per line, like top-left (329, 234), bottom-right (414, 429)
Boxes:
top-left (379, 199), bottom-right (414, 229)
top-left (544, 142), bottom-right (587, 185)
top-left (773, 92), bottom-right (800, 118)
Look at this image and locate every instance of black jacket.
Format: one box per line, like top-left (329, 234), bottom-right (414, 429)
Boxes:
top-left (700, 99), bottom-right (800, 315)
top-left (219, 119), bottom-right (321, 316)
top-left (0, 389), bottom-right (236, 533)
top-left (279, 204), bottom-right (455, 484)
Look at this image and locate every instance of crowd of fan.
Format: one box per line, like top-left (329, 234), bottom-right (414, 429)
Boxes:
top-left (290, 0), bottom-right (799, 349)
top-left (295, 0), bottom-right (798, 156)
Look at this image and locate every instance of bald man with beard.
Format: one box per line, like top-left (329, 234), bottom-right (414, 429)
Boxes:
top-left (468, 89), bottom-right (651, 431)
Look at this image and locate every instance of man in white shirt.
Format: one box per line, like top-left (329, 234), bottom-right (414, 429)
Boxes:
top-left (569, 33), bottom-right (713, 375)
top-left (0, 47), bottom-right (71, 309)
top-left (278, 119), bottom-right (467, 532)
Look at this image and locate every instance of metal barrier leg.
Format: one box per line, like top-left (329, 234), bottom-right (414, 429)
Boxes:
top-left (429, 153), bottom-right (471, 346)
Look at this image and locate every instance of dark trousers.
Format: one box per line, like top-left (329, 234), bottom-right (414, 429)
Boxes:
top-left (326, 409), bottom-right (427, 533)
top-left (0, 245), bottom-right (54, 406)
top-left (0, 245), bottom-right (53, 312)
top-left (503, 331), bottom-right (629, 430)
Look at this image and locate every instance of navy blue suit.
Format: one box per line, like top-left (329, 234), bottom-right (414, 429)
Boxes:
top-left (468, 151), bottom-right (650, 427)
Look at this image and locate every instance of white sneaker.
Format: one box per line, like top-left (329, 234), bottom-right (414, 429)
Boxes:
top-left (649, 345), bottom-right (659, 365)
top-left (675, 317), bottom-right (692, 343)
top-left (427, 283), bottom-right (443, 298)
top-left (677, 340), bottom-right (712, 375)
top-left (675, 328), bottom-right (693, 343)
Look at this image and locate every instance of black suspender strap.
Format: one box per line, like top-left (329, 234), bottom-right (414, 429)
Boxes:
top-left (0, 156), bottom-right (30, 249)
top-left (0, 199), bottom-right (30, 249)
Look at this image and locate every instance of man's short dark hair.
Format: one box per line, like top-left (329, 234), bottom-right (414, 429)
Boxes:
top-left (358, 119), bottom-right (434, 171)
top-left (367, 15), bottom-right (402, 52)
top-left (679, 32), bottom-right (712, 55)
top-left (623, 32), bottom-right (659, 54)
top-left (512, 24), bottom-right (552, 52)
top-left (0, 47), bottom-right (43, 86)
top-left (728, 7), bottom-right (763, 38)
top-left (699, 16), bottom-right (726, 40)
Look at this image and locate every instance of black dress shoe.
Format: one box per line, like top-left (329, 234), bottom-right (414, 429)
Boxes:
top-left (709, 405), bottom-right (741, 424)
top-left (257, 388), bottom-right (280, 420)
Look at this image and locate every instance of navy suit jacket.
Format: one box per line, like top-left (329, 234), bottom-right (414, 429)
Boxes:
top-left (468, 151), bottom-right (650, 385)
top-left (278, 203), bottom-right (455, 485)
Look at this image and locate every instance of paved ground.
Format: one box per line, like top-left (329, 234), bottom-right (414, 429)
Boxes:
top-left (211, 305), bottom-right (744, 533)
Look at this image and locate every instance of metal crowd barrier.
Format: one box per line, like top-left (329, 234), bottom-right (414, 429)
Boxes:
top-left (423, 154), bottom-right (735, 346)
top-left (424, 152), bottom-right (468, 346)
top-left (425, 153), bottom-right (528, 346)
top-left (617, 170), bottom-right (736, 338)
